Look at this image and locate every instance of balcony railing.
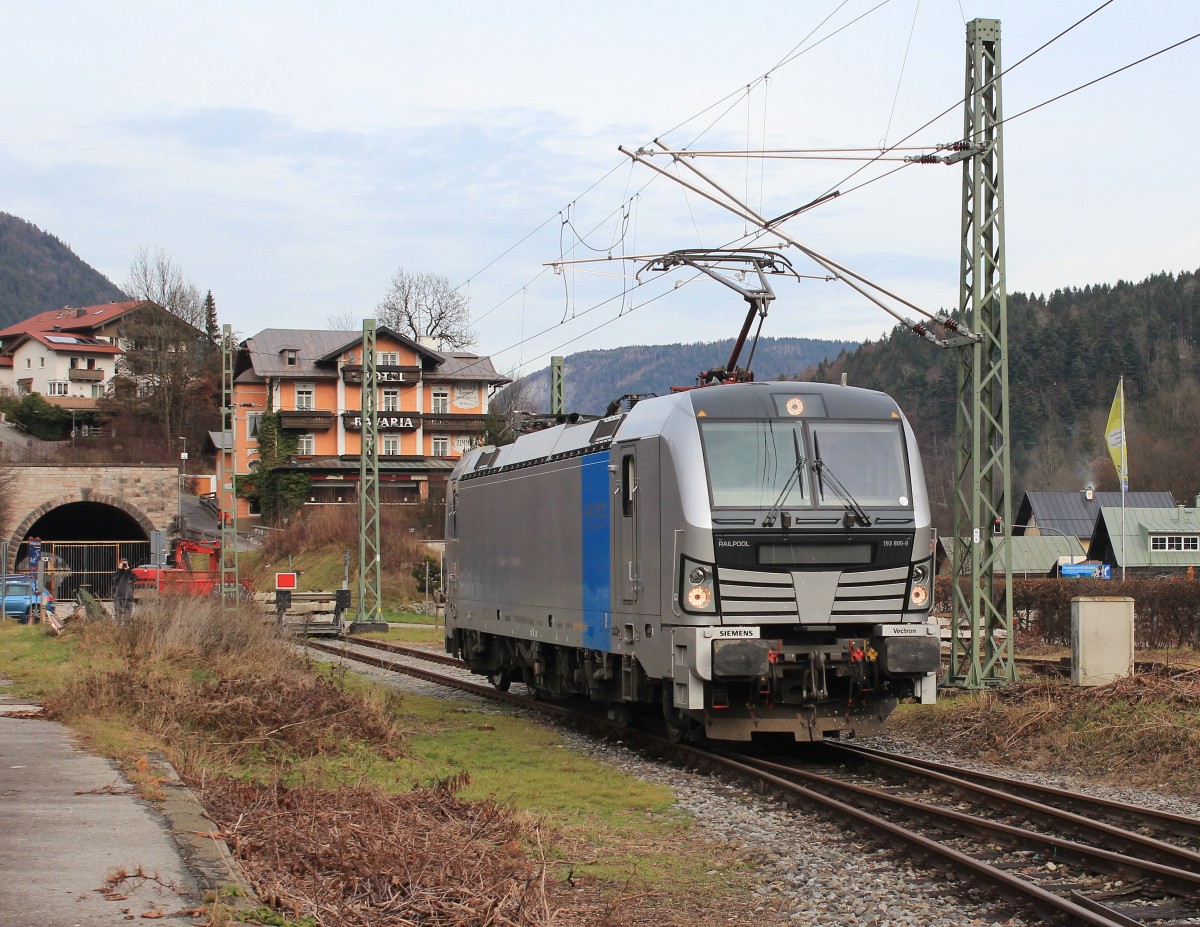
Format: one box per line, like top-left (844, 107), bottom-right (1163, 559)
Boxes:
top-left (421, 413), bottom-right (489, 431)
top-left (277, 410), bottom-right (337, 430)
top-left (68, 368), bottom-right (105, 382)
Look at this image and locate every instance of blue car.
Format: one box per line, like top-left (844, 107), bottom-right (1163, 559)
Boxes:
top-left (2, 579), bottom-right (56, 623)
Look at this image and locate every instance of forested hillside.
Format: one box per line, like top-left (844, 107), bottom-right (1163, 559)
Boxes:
top-left (520, 336), bottom-right (856, 415)
top-left (804, 269), bottom-right (1200, 511)
top-left (0, 213), bottom-right (126, 328)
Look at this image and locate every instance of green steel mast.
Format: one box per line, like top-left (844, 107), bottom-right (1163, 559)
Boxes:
top-left (219, 323), bottom-right (240, 609)
top-left (354, 318), bottom-right (384, 630)
top-left (947, 18), bottom-right (1016, 687)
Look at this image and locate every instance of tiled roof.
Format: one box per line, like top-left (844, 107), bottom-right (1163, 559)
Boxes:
top-left (240, 327), bottom-right (507, 384)
top-left (1089, 505), bottom-right (1200, 568)
top-left (20, 331), bottom-right (122, 355)
top-left (0, 300), bottom-right (147, 340)
top-left (242, 329), bottom-right (359, 378)
top-left (431, 352), bottom-right (510, 385)
top-left (940, 535), bottom-right (1084, 575)
top-left (1015, 490), bottom-right (1178, 539)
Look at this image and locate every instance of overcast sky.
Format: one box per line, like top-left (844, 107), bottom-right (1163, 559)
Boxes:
top-left (3, 1), bottom-right (1197, 375)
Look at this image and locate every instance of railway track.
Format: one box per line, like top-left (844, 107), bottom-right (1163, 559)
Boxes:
top-left (311, 634), bottom-right (1200, 927)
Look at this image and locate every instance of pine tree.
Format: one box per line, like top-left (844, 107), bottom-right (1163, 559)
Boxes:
top-left (203, 290), bottom-right (218, 342)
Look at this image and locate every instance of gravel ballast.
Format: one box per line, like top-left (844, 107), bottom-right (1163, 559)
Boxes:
top-left (312, 645), bottom-right (1048, 926)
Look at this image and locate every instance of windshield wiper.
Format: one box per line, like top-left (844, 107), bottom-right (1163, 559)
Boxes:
top-left (762, 431), bottom-right (805, 527)
top-left (812, 434), bottom-right (872, 528)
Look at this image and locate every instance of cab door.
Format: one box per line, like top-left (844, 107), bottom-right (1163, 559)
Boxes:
top-left (616, 441), bottom-right (660, 615)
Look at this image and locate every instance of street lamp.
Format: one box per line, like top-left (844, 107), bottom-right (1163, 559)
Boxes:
top-left (178, 436), bottom-right (188, 533)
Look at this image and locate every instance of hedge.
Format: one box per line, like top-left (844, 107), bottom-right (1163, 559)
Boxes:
top-left (934, 576), bottom-right (1200, 649)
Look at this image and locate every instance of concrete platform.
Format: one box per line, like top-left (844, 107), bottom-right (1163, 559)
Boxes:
top-left (0, 690), bottom-right (250, 926)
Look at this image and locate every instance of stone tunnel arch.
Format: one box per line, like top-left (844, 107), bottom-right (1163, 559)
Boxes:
top-left (6, 495), bottom-right (157, 593)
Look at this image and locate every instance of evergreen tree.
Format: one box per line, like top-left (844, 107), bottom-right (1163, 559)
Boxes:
top-left (203, 290), bottom-right (218, 342)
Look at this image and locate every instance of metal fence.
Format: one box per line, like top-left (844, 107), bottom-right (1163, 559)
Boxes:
top-left (12, 540), bottom-right (151, 601)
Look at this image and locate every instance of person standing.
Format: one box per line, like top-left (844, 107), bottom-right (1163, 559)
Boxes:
top-left (113, 560), bottom-right (135, 624)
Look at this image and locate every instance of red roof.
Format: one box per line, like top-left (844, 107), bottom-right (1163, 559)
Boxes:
top-left (18, 330), bottom-right (123, 355)
top-left (0, 300), bottom-right (149, 341)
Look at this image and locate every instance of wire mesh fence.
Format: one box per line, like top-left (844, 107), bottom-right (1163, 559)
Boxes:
top-left (12, 540), bottom-right (151, 600)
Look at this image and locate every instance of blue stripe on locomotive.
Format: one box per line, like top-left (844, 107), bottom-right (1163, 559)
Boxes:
top-left (580, 453), bottom-right (612, 652)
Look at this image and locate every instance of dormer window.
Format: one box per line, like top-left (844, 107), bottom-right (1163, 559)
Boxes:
top-left (284, 349), bottom-right (298, 366)
top-left (1150, 535), bottom-right (1199, 552)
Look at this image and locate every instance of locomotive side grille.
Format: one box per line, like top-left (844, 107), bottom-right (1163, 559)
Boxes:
top-left (832, 565), bottom-right (909, 617)
top-left (718, 568), bottom-right (799, 618)
top-left (717, 564), bottom-right (909, 621)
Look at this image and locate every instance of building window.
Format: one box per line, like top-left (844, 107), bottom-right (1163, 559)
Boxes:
top-left (284, 350), bottom-right (298, 366)
top-left (246, 412), bottom-right (263, 442)
top-left (295, 384), bottom-right (315, 410)
top-left (432, 435), bottom-right (449, 456)
top-left (25, 358), bottom-right (30, 368)
top-left (297, 433), bottom-right (315, 455)
top-left (382, 388), bottom-right (400, 411)
top-left (39, 357), bottom-right (45, 367)
top-left (47, 381), bottom-right (69, 396)
top-left (1150, 535), bottom-right (1199, 551)
top-left (382, 435), bottom-right (400, 455)
top-left (91, 385), bottom-right (103, 398)
top-left (378, 351), bottom-right (399, 366)
top-left (431, 389), bottom-right (450, 414)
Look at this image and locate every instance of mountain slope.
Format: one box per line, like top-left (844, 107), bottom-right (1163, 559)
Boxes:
top-left (518, 336), bottom-right (858, 415)
top-left (0, 213), bottom-right (126, 328)
top-left (805, 268), bottom-right (1200, 507)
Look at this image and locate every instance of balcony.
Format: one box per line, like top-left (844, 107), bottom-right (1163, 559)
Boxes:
top-left (341, 365), bottom-right (421, 385)
top-left (421, 413), bottom-right (489, 431)
top-left (68, 368), bottom-right (105, 383)
top-left (277, 409), bottom-right (337, 430)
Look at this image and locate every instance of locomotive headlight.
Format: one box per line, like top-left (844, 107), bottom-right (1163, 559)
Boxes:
top-left (907, 560), bottom-right (932, 610)
top-left (681, 557), bottom-right (717, 613)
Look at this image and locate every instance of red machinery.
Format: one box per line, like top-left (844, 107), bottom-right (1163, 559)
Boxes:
top-left (133, 539), bottom-right (222, 594)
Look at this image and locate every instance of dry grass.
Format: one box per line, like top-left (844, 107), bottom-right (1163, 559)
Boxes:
top-left (201, 776), bottom-right (555, 927)
top-left (45, 598), bottom-right (403, 775)
top-left (893, 668), bottom-right (1200, 795)
top-left (29, 599), bottom-right (763, 927)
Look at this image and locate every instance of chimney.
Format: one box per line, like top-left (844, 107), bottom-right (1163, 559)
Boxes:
top-left (76, 308), bottom-right (86, 317)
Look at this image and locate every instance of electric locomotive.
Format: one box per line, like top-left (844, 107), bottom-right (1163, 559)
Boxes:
top-left (444, 380), bottom-right (939, 742)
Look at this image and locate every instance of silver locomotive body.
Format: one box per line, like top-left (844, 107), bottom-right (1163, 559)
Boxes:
top-left (444, 381), bottom-right (939, 742)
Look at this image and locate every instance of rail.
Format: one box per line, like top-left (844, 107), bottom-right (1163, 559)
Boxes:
top-left (316, 635), bottom-right (1200, 926)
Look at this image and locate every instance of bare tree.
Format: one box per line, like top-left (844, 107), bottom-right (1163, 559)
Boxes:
top-left (377, 269), bottom-right (474, 349)
top-left (326, 310), bottom-right (362, 330)
top-left (125, 246), bottom-right (204, 327)
top-left (479, 370), bottom-right (537, 446)
top-left (109, 248), bottom-right (216, 452)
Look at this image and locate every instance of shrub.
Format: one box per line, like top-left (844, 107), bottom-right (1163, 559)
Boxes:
top-left (936, 575), bottom-right (1200, 648)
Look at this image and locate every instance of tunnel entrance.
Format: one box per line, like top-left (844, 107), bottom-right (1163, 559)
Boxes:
top-left (11, 501), bottom-right (151, 600)
top-left (25, 501), bottom-right (148, 542)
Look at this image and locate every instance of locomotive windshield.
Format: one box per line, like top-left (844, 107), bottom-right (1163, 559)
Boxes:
top-left (700, 421), bottom-right (809, 508)
top-left (700, 419), bottom-right (909, 509)
top-left (808, 421), bottom-right (910, 507)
